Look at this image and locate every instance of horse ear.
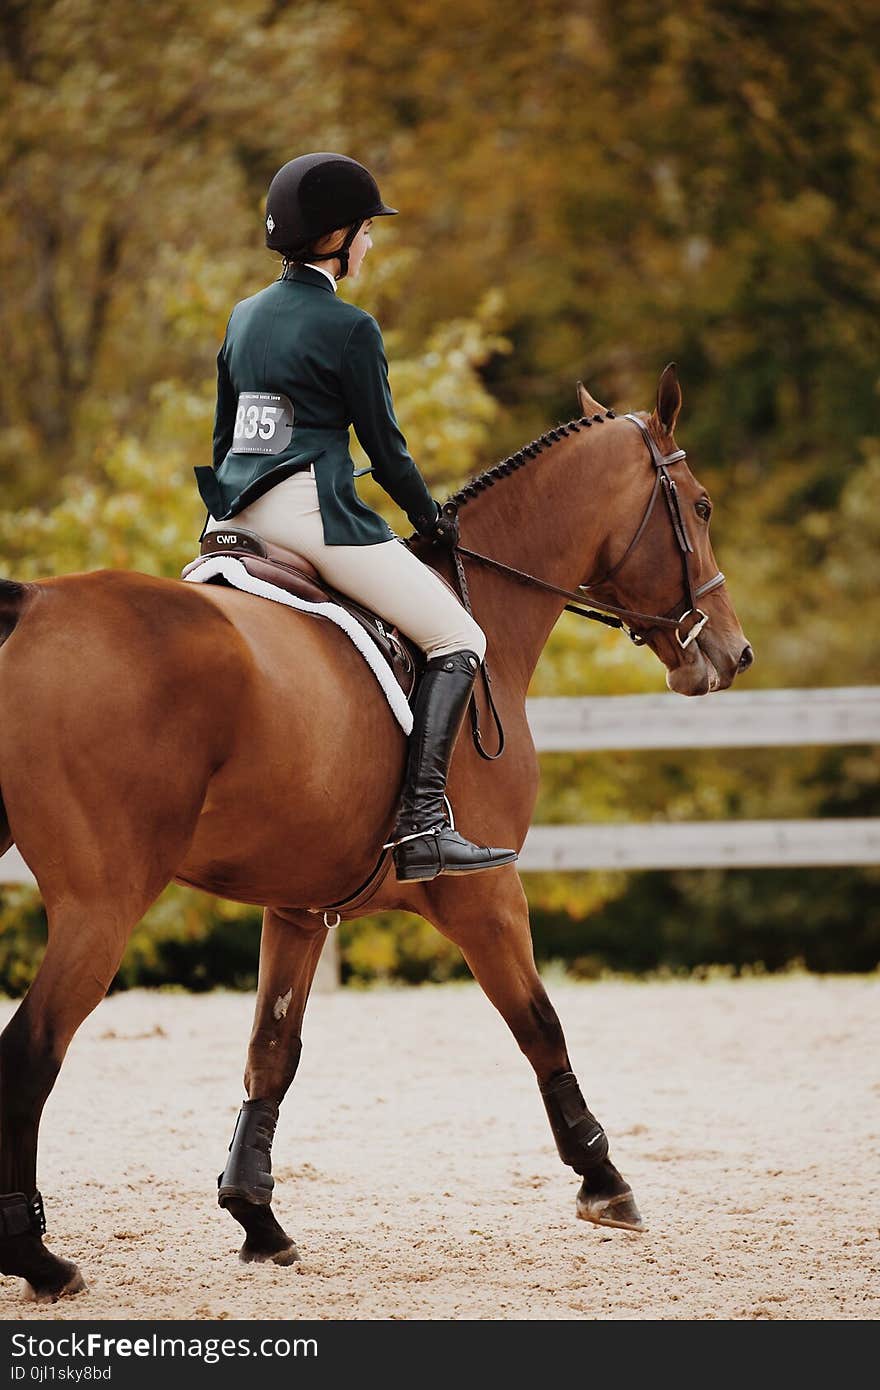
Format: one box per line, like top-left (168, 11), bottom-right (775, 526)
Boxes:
top-left (577, 381), bottom-right (607, 415)
top-left (653, 362), bottom-right (682, 435)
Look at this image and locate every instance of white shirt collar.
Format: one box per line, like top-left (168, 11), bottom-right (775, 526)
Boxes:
top-left (304, 263), bottom-right (338, 293)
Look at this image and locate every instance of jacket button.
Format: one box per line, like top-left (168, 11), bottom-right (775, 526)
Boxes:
top-left (445, 660), bottom-right (454, 670)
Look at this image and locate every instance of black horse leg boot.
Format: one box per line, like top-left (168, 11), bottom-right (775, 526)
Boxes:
top-left (386, 649), bottom-right (518, 882)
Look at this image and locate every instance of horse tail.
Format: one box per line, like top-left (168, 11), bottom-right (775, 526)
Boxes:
top-left (0, 579), bottom-right (36, 854)
top-left (0, 578), bottom-right (34, 650)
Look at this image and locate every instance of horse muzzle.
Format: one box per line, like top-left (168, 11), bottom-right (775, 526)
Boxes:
top-left (666, 631), bottom-right (754, 696)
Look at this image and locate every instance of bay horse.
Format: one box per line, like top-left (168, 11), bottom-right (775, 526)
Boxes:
top-left (0, 365), bottom-right (752, 1300)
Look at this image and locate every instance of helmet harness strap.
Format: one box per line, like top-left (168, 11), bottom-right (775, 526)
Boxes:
top-left (302, 219), bottom-right (364, 280)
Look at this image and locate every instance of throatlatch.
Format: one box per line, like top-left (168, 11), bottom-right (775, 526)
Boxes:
top-left (217, 1099), bottom-right (279, 1208)
top-left (539, 1072), bottom-right (609, 1173)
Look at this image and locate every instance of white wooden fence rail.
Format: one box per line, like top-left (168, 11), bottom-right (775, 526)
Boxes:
top-left (524, 686), bottom-right (880, 752)
top-left (1, 687), bottom-right (877, 885)
top-left (517, 684), bottom-right (880, 871)
top-left (519, 820), bottom-right (879, 871)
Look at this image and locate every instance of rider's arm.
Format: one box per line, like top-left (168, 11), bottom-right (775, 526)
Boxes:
top-left (341, 314), bottom-right (439, 533)
top-left (212, 335), bottom-right (236, 468)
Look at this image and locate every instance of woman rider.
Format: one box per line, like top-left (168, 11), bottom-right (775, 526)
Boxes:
top-left (195, 152), bottom-right (516, 883)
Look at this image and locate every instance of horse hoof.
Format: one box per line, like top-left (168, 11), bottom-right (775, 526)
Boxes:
top-left (23, 1266), bottom-right (86, 1303)
top-left (577, 1185), bottom-right (646, 1233)
top-left (239, 1238), bottom-right (299, 1267)
top-left (222, 1194), bottom-right (298, 1266)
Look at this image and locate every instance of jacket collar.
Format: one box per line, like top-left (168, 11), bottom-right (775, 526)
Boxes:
top-left (285, 265), bottom-right (337, 293)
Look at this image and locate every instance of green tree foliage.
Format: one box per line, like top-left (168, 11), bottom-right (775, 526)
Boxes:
top-left (335, 0), bottom-right (879, 454)
top-left (0, 0), bottom-right (877, 987)
top-left (0, 0), bottom-right (339, 501)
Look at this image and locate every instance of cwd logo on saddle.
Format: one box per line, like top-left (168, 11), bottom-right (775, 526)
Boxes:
top-left (206, 531), bottom-right (266, 556)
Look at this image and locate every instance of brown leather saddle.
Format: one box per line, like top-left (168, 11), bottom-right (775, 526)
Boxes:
top-left (181, 528), bottom-right (454, 699)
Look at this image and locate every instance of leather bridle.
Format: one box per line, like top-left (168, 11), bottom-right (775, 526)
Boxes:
top-left (445, 411), bottom-right (726, 758)
top-left (583, 413), bottom-right (726, 648)
top-left (451, 411), bottom-right (725, 649)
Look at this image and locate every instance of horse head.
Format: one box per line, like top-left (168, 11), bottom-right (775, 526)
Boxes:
top-left (578, 365), bottom-right (753, 696)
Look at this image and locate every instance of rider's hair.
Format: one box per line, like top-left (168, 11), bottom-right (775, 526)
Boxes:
top-left (277, 224), bottom-right (354, 273)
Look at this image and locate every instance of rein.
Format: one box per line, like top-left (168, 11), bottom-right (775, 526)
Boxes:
top-left (446, 412), bottom-right (726, 758)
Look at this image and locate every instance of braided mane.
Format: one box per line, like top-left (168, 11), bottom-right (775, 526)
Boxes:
top-left (445, 411), bottom-right (617, 509)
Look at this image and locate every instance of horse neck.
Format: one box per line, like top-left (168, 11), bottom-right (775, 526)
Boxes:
top-left (432, 424), bottom-right (630, 694)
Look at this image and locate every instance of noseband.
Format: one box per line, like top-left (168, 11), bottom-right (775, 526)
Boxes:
top-left (449, 412), bottom-right (725, 650)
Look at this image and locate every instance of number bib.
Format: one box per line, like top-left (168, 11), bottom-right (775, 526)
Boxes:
top-left (232, 392), bottom-right (295, 455)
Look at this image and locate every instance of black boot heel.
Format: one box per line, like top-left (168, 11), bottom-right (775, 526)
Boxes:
top-left (393, 829), bottom-right (517, 881)
top-left (392, 832), bottom-right (444, 882)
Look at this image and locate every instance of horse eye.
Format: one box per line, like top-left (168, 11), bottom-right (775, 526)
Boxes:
top-left (695, 499), bottom-right (712, 521)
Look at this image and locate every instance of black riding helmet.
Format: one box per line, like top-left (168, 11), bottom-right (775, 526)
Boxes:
top-left (265, 152), bottom-right (397, 279)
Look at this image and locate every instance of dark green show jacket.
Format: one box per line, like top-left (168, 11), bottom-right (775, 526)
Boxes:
top-left (194, 265), bottom-right (438, 546)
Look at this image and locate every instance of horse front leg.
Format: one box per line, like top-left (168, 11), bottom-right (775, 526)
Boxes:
top-left (218, 906), bottom-right (328, 1266)
top-left (424, 870), bottom-right (644, 1232)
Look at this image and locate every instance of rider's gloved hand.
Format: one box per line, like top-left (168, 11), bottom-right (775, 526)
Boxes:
top-left (417, 501), bottom-right (460, 549)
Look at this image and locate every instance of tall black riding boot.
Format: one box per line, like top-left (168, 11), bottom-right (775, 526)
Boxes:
top-left (386, 649), bottom-right (518, 882)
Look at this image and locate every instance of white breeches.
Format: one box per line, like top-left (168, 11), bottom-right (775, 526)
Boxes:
top-left (204, 469), bottom-right (486, 661)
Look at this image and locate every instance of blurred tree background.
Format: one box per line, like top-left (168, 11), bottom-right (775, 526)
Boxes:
top-left (0, 0), bottom-right (877, 989)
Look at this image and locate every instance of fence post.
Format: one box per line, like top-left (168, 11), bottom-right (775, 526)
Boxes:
top-left (313, 931), bottom-right (340, 993)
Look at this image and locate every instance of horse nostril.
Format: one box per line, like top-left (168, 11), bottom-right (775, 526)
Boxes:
top-left (738, 643), bottom-right (754, 672)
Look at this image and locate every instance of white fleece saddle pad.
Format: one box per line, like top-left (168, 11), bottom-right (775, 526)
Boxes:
top-left (184, 555), bottom-right (414, 735)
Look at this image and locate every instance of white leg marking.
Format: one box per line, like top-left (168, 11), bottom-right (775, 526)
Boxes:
top-left (273, 988), bottom-right (293, 1020)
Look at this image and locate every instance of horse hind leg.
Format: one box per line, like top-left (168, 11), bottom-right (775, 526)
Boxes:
top-left (424, 871), bottom-right (645, 1233)
top-left (0, 796), bottom-right (203, 1301)
top-left (0, 893), bottom-right (141, 1301)
top-left (217, 906), bottom-right (328, 1267)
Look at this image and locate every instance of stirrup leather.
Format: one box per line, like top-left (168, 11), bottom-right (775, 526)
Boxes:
top-left (382, 823), bottom-right (446, 850)
top-left (383, 798), bottom-right (455, 851)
